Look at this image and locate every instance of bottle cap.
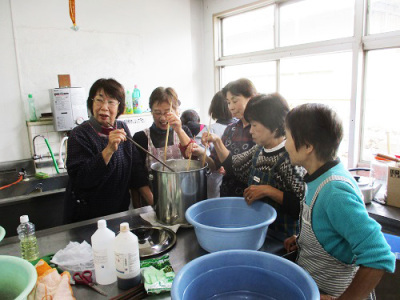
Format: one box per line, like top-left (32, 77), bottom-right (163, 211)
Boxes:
top-left (120, 222), bottom-right (130, 232)
top-left (28, 94), bottom-right (32, 98)
top-left (20, 215), bottom-right (29, 223)
top-left (98, 219), bottom-right (106, 229)
top-left (134, 84), bottom-right (137, 88)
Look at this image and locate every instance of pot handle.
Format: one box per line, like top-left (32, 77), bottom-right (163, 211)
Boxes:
top-left (205, 167), bottom-right (212, 176)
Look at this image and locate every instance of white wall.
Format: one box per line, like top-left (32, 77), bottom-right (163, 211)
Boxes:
top-left (0, 0), bottom-right (203, 163)
top-left (1, 0), bottom-right (28, 161)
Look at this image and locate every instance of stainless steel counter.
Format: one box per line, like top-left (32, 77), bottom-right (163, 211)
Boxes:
top-left (0, 206), bottom-right (286, 299)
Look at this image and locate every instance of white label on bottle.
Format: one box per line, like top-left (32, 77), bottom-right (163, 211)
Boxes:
top-left (93, 249), bottom-right (108, 266)
top-left (115, 252), bottom-right (140, 279)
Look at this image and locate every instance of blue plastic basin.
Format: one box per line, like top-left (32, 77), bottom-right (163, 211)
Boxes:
top-left (171, 250), bottom-right (319, 300)
top-left (185, 197), bottom-right (277, 252)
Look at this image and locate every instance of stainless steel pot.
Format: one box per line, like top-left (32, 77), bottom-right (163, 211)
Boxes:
top-left (151, 159), bottom-right (208, 225)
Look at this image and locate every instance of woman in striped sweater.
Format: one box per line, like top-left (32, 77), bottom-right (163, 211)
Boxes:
top-left (192, 93), bottom-right (305, 240)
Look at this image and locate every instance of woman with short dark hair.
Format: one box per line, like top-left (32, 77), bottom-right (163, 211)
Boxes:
top-left (195, 93), bottom-right (305, 240)
top-left (133, 87), bottom-right (193, 173)
top-left (192, 78), bottom-right (257, 197)
top-left (65, 78), bottom-right (153, 223)
top-left (206, 91), bottom-right (234, 198)
top-left (227, 93), bottom-right (304, 239)
top-left (284, 103), bottom-right (395, 299)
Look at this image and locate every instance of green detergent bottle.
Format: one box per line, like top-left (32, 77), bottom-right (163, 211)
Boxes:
top-left (27, 94), bottom-right (37, 121)
top-left (132, 85), bottom-right (142, 114)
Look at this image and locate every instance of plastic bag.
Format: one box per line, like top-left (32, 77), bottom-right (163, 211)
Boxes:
top-left (51, 241), bottom-right (94, 274)
top-left (140, 254), bottom-right (175, 294)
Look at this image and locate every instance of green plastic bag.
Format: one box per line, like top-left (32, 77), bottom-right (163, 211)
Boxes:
top-left (140, 254), bottom-right (175, 294)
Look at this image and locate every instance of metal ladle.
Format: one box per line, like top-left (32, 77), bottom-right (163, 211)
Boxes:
top-left (107, 122), bottom-right (175, 172)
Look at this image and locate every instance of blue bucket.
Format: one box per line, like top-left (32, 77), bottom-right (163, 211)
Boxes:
top-left (171, 250), bottom-right (319, 300)
top-left (383, 233), bottom-right (400, 259)
top-left (185, 197), bottom-right (277, 252)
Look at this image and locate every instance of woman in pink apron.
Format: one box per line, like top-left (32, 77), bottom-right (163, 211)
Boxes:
top-left (284, 103), bottom-right (395, 299)
top-left (132, 87), bottom-right (194, 207)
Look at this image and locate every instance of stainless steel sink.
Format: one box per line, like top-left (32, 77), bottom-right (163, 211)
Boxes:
top-left (0, 174), bottom-right (69, 202)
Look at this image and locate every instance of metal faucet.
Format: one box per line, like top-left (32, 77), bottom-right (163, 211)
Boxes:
top-left (32, 135), bottom-right (46, 160)
top-left (57, 136), bottom-right (69, 169)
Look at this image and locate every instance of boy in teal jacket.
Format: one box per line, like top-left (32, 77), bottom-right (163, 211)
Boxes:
top-left (284, 103), bottom-right (395, 299)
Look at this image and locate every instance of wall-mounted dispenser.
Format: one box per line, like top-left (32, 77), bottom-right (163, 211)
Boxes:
top-left (49, 87), bottom-right (88, 131)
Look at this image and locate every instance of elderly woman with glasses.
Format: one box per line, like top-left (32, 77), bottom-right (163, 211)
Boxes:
top-left (64, 78), bottom-right (153, 223)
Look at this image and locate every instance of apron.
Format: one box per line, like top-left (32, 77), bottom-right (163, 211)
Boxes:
top-left (247, 146), bottom-right (298, 240)
top-left (296, 175), bottom-right (375, 299)
top-left (144, 128), bottom-right (182, 172)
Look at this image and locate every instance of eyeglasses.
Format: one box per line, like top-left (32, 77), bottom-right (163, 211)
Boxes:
top-left (93, 98), bottom-right (120, 107)
top-left (152, 111), bottom-right (170, 117)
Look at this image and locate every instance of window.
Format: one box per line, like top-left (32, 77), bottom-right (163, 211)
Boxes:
top-left (367, 0), bottom-right (400, 34)
top-left (280, 0), bottom-right (354, 46)
top-left (280, 52), bottom-right (352, 164)
top-left (222, 6), bottom-right (274, 56)
top-left (221, 62), bottom-right (276, 94)
top-left (362, 49), bottom-right (400, 161)
top-left (214, 0), bottom-right (400, 167)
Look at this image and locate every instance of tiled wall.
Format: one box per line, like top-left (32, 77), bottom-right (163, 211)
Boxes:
top-left (26, 113), bottom-right (153, 176)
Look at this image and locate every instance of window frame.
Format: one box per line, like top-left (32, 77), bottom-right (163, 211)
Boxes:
top-left (213, 0), bottom-right (400, 167)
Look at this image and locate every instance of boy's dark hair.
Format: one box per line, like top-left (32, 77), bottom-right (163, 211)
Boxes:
top-left (285, 103), bottom-right (343, 162)
top-left (181, 109), bottom-right (200, 125)
top-left (222, 78), bottom-right (257, 98)
top-left (244, 93), bottom-right (289, 138)
top-left (87, 78), bottom-right (125, 117)
top-left (208, 91), bottom-right (232, 121)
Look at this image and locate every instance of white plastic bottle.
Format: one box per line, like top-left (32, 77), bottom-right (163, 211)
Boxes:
top-left (17, 215), bottom-right (40, 261)
top-left (125, 90), bottom-right (133, 114)
top-left (91, 219), bottom-right (117, 285)
top-left (114, 222), bottom-right (141, 290)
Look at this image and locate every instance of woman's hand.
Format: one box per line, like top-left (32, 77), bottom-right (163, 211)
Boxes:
top-left (201, 131), bottom-right (219, 146)
top-left (243, 185), bottom-right (268, 205)
top-left (102, 128), bottom-right (127, 165)
top-left (284, 235), bottom-right (298, 252)
top-left (166, 111), bottom-right (183, 133)
top-left (186, 142), bottom-right (205, 158)
top-left (107, 129), bottom-right (127, 152)
top-left (217, 166), bottom-right (226, 176)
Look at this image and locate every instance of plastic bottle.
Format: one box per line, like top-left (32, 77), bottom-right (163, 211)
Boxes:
top-left (125, 90), bottom-right (133, 114)
top-left (114, 222), bottom-right (141, 290)
top-left (27, 94), bottom-right (37, 121)
top-left (132, 85), bottom-right (142, 114)
top-left (17, 215), bottom-right (40, 261)
top-left (91, 219), bottom-right (117, 285)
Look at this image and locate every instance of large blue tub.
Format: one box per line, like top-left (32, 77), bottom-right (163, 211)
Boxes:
top-left (185, 197), bottom-right (277, 252)
top-left (171, 250), bottom-right (319, 300)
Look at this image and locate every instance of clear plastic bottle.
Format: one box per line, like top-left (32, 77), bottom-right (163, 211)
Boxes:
top-left (17, 215), bottom-right (40, 261)
top-left (114, 222), bottom-right (141, 290)
top-left (91, 219), bottom-right (117, 285)
top-left (125, 90), bottom-right (133, 114)
top-left (132, 85), bottom-right (142, 114)
top-left (27, 94), bottom-right (37, 121)
top-left (370, 156), bottom-right (395, 202)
